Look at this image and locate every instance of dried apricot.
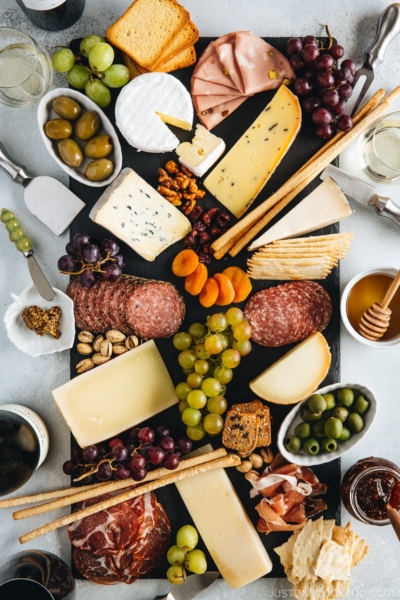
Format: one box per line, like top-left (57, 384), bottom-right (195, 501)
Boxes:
top-left (172, 249), bottom-right (199, 277)
top-left (213, 273), bottom-right (235, 306)
top-left (184, 263), bottom-right (208, 296)
top-left (199, 278), bottom-right (219, 308)
top-left (223, 266), bottom-right (252, 302)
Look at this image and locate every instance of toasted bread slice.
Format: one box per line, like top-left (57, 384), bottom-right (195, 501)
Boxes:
top-left (231, 400), bottom-right (272, 447)
top-left (156, 45), bottom-right (196, 72)
top-left (152, 21), bottom-right (199, 68)
top-left (121, 52), bottom-right (143, 79)
top-left (222, 410), bottom-right (260, 458)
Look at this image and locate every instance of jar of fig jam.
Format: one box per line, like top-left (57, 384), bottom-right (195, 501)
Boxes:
top-left (341, 457), bottom-right (400, 525)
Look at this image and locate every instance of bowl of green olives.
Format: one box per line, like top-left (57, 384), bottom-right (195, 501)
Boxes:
top-left (277, 382), bottom-right (377, 466)
top-left (37, 88), bottom-right (122, 187)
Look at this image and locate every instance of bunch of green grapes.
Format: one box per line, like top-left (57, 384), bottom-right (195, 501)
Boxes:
top-left (52, 35), bottom-right (130, 108)
top-left (166, 525), bottom-right (207, 584)
top-left (173, 307), bottom-right (253, 441)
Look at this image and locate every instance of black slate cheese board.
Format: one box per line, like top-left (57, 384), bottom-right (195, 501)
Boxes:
top-left (68, 37), bottom-right (341, 580)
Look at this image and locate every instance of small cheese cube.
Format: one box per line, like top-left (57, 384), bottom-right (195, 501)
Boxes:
top-left (175, 124), bottom-right (226, 177)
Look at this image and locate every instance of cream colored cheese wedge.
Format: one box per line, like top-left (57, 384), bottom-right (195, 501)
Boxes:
top-left (176, 124), bottom-right (226, 177)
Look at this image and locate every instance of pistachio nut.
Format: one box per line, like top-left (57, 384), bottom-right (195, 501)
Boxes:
top-left (93, 334), bottom-right (105, 352)
top-left (78, 331), bottom-right (94, 344)
top-left (249, 453), bottom-right (263, 469)
top-left (76, 358), bottom-right (95, 374)
top-left (100, 339), bottom-right (112, 358)
top-left (236, 460), bottom-right (252, 473)
top-left (113, 344), bottom-right (128, 355)
top-left (125, 335), bottom-right (139, 349)
top-left (260, 447), bottom-right (274, 464)
top-left (77, 342), bottom-right (93, 355)
top-left (106, 329), bottom-right (126, 344)
top-left (245, 470), bottom-right (259, 481)
top-left (92, 353), bottom-right (111, 366)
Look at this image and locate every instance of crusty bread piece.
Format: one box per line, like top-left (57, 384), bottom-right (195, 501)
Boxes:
top-left (121, 52), bottom-right (143, 79)
top-left (106, 0), bottom-right (190, 70)
top-left (152, 21), bottom-right (199, 68)
top-left (231, 400), bottom-right (272, 448)
top-left (156, 45), bottom-right (196, 72)
top-left (222, 410), bottom-right (260, 458)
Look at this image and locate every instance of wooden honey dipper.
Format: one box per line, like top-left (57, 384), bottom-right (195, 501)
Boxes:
top-left (359, 270), bottom-right (400, 341)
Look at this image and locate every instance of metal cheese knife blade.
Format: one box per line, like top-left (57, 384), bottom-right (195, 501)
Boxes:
top-left (154, 572), bottom-right (219, 600)
top-left (0, 142), bottom-right (85, 236)
top-left (25, 251), bottom-right (55, 301)
top-left (320, 164), bottom-right (400, 226)
top-left (351, 3), bottom-right (400, 116)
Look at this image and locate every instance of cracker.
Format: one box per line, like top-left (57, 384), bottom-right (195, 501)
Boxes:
top-left (292, 517), bottom-right (323, 583)
top-left (222, 410), bottom-right (259, 457)
top-left (314, 539), bottom-right (351, 583)
top-left (351, 534), bottom-right (369, 568)
top-left (275, 530), bottom-right (300, 583)
top-left (321, 519), bottom-right (335, 546)
top-left (231, 400), bottom-right (271, 447)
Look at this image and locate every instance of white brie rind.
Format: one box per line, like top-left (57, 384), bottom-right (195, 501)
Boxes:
top-left (115, 72), bottom-right (193, 153)
top-left (176, 124), bottom-right (226, 177)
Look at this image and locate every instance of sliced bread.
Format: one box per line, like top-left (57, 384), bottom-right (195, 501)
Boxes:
top-left (232, 400), bottom-right (272, 448)
top-left (152, 21), bottom-right (199, 68)
top-left (156, 45), bottom-right (196, 72)
top-left (222, 410), bottom-right (260, 458)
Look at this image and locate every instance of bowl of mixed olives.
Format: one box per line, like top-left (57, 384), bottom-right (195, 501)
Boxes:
top-left (37, 88), bottom-right (122, 187)
top-left (277, 382), bottom-right (377, 466)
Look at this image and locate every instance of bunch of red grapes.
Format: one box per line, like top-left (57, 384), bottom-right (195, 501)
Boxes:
top-left (286, 35), bottom-right (356, 139)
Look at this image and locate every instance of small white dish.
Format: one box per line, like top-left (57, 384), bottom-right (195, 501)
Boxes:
top-left (341, 266), bottom-right (400, 347)
top-left (277, 382), bottom-right (377, 466)
top-left (4, 285), bottom-right (75, 357)
top-left (37, 88), bottom-right (122, 188)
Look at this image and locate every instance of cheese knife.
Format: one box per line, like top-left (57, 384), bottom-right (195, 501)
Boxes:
top-left (0, 142), bottom-right (85, 236)
top-left (320, 164), bottom-right (400, 226)
top-left (154, 572), bottom-right (219, 600)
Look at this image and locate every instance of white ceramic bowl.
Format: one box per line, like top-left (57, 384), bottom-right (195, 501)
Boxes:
top-left (277, 382), bottom-right (377, 466)
top-left (341, 267), bottom-right (400, 347)
top-left (4, 285), bottom-right (75, 357)
top-left (37, 88), bottom-right (122, 188)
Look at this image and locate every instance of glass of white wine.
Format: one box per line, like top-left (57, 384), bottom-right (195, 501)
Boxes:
top-left (0, 27), bottom-right (53, 108)
top-left (361, 111), bottom-right (400, 183)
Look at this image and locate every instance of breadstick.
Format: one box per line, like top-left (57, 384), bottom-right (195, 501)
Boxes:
top-left (0, 481), bottom-right (111, 509)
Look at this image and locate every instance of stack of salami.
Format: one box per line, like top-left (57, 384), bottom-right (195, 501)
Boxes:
top-left (192, 31), bottom-right (296, 129)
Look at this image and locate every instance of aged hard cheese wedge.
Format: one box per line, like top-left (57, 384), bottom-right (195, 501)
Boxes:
top-left (52, 340), bottom-right (178, 448)
top-left (204, 85), bottom-right (301, 218)
top-left (175, 124), bottom-right (226, 177)
top-left (250, 332), bottom-right (331, 404)
top-left (90, 168), bottom-right (191, 261)
top-left (248, 178), bottom-right (352, 250)
top-left (176, 444), bottom-right (272, 588)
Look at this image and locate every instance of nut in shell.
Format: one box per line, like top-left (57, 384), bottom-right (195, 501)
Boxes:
top-left (100, 339), bottom-right (112, 358)
top-left (78, 331), bottom-right (94, 344)
top-left (249, 453), bottom-right (263, 469)
top-left (93, 334), bottom-right (105, 352)
top-left (113, 344), bottom-right (128, 355)
top-left (260, 448), bottom-right (274, 464)
top-left (236, 460), bottom-right (252, 473)
top-left (125, 335), bottom-right (139, 349)
top-left (245, 470), bottom-right (260, 481)
top-left (92, 353), bottom-right (111, 366)
top-left (76, 358), bottom-right (95, 374)
top-left (106, 329), bottom-right (126, 344)
top-left (76, 342), bottom-right (93, 355)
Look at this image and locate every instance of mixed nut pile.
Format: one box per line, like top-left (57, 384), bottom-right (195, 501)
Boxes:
top-left (75, 329), bottom-right (139, 373)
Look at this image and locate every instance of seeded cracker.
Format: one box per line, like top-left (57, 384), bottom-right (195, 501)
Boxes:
top-left (222, 410), bottom-right (260, 457)
top-left (231, 400), bottom-right (271, 447)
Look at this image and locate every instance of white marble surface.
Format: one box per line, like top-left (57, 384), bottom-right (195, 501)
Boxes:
top-left (1, 1), bottom-right (400, 598)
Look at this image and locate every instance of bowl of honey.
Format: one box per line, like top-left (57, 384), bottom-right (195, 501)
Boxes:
top-left (341, 267), bottom-right (400, 347)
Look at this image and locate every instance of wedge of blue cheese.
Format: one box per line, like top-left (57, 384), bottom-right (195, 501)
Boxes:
top-left (89, 168), bottom-right (191, 261)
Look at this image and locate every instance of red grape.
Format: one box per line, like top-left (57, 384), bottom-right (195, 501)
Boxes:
top-left (103, 263), bottom-right (122, 281)
top-left (129, 427), bottom-right (140, 441)
top-left (109, 438), bottom-right (124, 450)
top-left (114, 464), bottom-right (131, 480)
top-left (97, 462), bottom-right (112, 481)
top-left (316, 54), bottom-right (334, 70)
top-left (58, 255), bottom-right (75, 272)
top-left (159, 436), bottom-right (175, 453)
top-left (329, 44), bottom-right (345, 59)
top-left (82, 445), bottom-right (99, 462)
top-left (330, 99), bottom-right (347, 116)
top-left (101, 238), bottom-right (120, 256)
top-left (312, 107), bottom-right (332, 125)
top-left (82, 244), bottom-right (101, 264)
top-left (316, 71), bottom-right (335, 88)
top-left (125, 443), bottom-right (136, 455)
top-left (71, 448), bottom-right (82, 461)
top-left (163, 453), bottom-right (180, 470)
top-left (303, 68), bottom-right (315, 79)
top-left (302, 97), bottom-right (321, 113)
top-left (66, 241), bottom-right (78, 257)
top-left (73, 232), bottom-right (90, 250)
top-left (131, 467), bottom-right (147, 481)
top-left (97, 443), bottom-right (107, 457)
top-left (338, 83), bottom-right (353, 99)
top-left (323, 89), bottom-right (339, 107)
top-left (294, 77), bottom-right (313, 95)
top-left (138, 427), bottom-right (155, 444)
top-left (111, 445), bottom-right (128, 461)
top-left (79, 270), bottom-right (96, 288)
top-left (333, 69), bottom-right (347, 86)
top-left (63, 460), bottom-right (76, 475)
top-left (286, 37), bottom-right (302, 55)
top-left (302, 35), bottom-right (318, 48)
top-left (336, 115), bottom-right (353, 132)
top-left (315, 124), bottom-right (334, 139)
top-left (177, 436), bottom-right (193, 454)
top-left (129, 454), bottom-right (146, 471)
top-left (341, 59), bottom-right (356, 74)
top-left (113, 255), bottom-right (125, 268)
top-left (148, 447), bottom-right (165, 465)
top-left (303, 44), bottom-right (319, 63)
top-left (339, 67), bottom-right (353, 82)
top-left (156, 425), bottom-right (170, 438)
top-left (289, 53), bottom-right (305, 70)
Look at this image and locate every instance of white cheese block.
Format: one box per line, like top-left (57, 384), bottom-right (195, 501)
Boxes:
top-left (89, 168), bottom-right (191, 262)
top-left (175, 124), bottom-right (226, 177)
top-left (248, 178), bottom-right (352, 250)
top-left (249, 332), bottom-right (331, 404)
top-left (52, 340), bottom-right (178, 448)
top-left (176, 444), bottom-right (273, 588)
top-left (115, 72), bottom-right (193, 153)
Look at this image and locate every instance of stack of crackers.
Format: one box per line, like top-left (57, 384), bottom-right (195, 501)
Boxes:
top-left (247, 232), bottom-right (354, 281)
top-left (222, 400), bottom-right (271, 458)
top-left (106, 0), bottom-right (199, 77)
top-left (275, 517), bottom-right (369, 599)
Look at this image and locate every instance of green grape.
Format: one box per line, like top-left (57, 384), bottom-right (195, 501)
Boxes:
top-left (188, 322), bottom-right (207, 340)
top-left (204, 334), bottom-right (223, 355)
top-left (232, 339), bottom-right (252, 356)
top-left (182, 407), bottom-right (202, 426)
top-left (185, 549), bottom-right (207, 575)
top-left (178, 400), bottom-right (189, 414)
top-left (178, 350), bottom-right (196, 370)
top-left (187, 372), bottom-right (203, 389)
top-left (167, 545), bottom-right (186, 566)
top-left (182, 368), bottom-right (193, 376)
top-left (214, 365), bottom-right (233, 385)
top-left (202, 377), bottom-right (222, 397)
top-left (52, 48), bottom-right (75, 73)
top-left (1, 209), bottom-right (14, 223)
top-left (220, 384), bottom-right (227, 396)
top-left (17, 237), bottom-right (32, 252)
top-left (88, 42), bottom-right (114, 71)
top-left (85, 79), bottom-right (112, 108)
top-left (226, 307), bottom-right (244, 326)
top-left (187, 390), bottom-right (207, 409)
top-left (203, 413), bottom-right (224, 435)
top-left (80, 34), bottom-right (105, 57)
top-left (9, 228), bottom-right (26, 242)
top-left (166, 565), bottom-right (185, 585)
top-left (173, 332), bottom-right (192, 350)
top-left (209, 313), bottom-right (228, 332)
top-left (233, 321), bottom-right (252, 341)
top-left (102, 64), bottom-right (130, 88)
top-left (219, 333), bottom-right (229, 351)
top-left (176, 525), bottom-right (198, 551)
top-left (67, 65), bottom-right (91, 89)
top-left (222, 349), bottom-right (241, 369)
top-left (5, 219), bottom-right (20, 232)
top-left (195, 343), bottom-right (210, 360)
top-left (175, 382), bottom-right (191, 401)
top-left (186, 423), bottom-right (206, 441)
top-left (207, 396), bottom-right (227, 415)
top-left (194, 359), bottom-right (209, 375)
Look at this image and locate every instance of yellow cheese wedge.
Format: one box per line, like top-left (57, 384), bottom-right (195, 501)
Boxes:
top-left (249, 332), bottom-right (331, 404)
top-left (52, 340), bottom-right (178, 447)
top-left (204, 85), bottom-right (301, 218)
top-left (176, 444), bottom-right (272, 588)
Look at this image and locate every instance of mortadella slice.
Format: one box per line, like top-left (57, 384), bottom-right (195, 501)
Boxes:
top-left (216, 42), bottom-right (245, 94)
top-left (194, 32), bottom-right (247, 72)
top-left (194, 48), bottom-right (239, 91)
top-left (197, 96), bottom-right (249, 130)
top-left (191, 77), bottom-right (243, 96)
top-left (194, 93), bottom-right (247, 112)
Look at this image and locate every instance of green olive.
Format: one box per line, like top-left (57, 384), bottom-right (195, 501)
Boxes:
top-left (84, 134), bottom-right (113, 158)
top-left (321, 437), bottom-right (338, 453)
top-left (324, 417), bottom-right (343, 439)
top-left (294, 422), bottom-right (311, 439)
top-left (331, 406), bottom-right (349, 423)
top-left (85, 158), bottom-right (114, 182)
top-left (338, 426), bottom-right (351, 441)
top-left (337, 387), bottom-right (354, 407)
top-left (312, 419), bottom-right (327, 437)
top-left (346, 413), bottom-right (364, 433)
top-left (323, 393), bottom-right (336, 410)
top-left (284, 436), bottom-right (302, 454)
top-left (353, 395), bottom-right (370, 415)
top-left (45, 118), bottom-right (73, 140)
top-left (307, 393), bottom-right (327, 414)
top-left (303, 437), bottom-right (320, 455)
top-left (300, 407), bottom-right (322, 422)
top-left (52, 96), bottom-right (82, 120)
top-left (58, 139), bottom-right (83, 167)
top-left (75, 110), bottom-right (100, 140)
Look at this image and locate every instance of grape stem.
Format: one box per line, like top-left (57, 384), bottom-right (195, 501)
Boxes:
top-left (59, 251), bottom-right (117, 276)
top-left (73, 457), bottom-right (116, 482)
top-left (318, 23), bottom-right (333, 50)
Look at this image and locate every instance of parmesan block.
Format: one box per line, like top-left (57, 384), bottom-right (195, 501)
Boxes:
top-left (248, 178), bottom-right (352, 250)
top-left (52, 340), bottom-right (178, 448)
top-left (175, 124), bottom-right (226, 177)
top-left (204, 85), bottom-right (301, 218)
top-left (90, 168), bottom-right (191, 262)
top-left (250, 333), bottom-right (331, 404)
top-left (176, 444), bottom-right (272, 588)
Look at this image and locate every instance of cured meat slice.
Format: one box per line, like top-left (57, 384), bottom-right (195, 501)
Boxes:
top-left (193, 93), bottom-right (245, 113)
top-left (100, 281), bottom-right (120, 331)
top-left (197, 95), bottom-right (248, 130)
top-left (191, 77), bottom-right (243, 96)
top-left (193, 32), bottom-right (242, 72)
top-left (216, 42), bottom-right (245, 94)
top-left (108, 278), bottom-right (133, 334)
top-left (73, 548), bottom-right (120, 585)
top-left (92, 278), bottom-right (111, 332)
top-left (82, 281), bottom-right (104, 333)
top-left (194, 49), bottom-right (239, 91)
